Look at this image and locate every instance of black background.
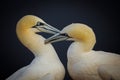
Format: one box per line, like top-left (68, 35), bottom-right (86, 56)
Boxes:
top-left (1, 0), bottom-right (120, 80)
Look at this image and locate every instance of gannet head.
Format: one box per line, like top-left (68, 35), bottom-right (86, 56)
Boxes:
top-left (45, 23), bottom-right (96, 51)
top-left (16, 15), bottom-right (61, 55)
top-left (16, 15), bottom-right (60, 34)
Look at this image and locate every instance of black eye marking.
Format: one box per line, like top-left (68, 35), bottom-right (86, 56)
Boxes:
top-left (32, 25), bottom-right (36, 28)
top-left (32, 22), bottom-right (45, 28)
top-left (60, 33), bottom-right (70, 37)
top-left (36, 22), bottom-right (45, 26)
top-left (35, 32), bottom-right (40, 35)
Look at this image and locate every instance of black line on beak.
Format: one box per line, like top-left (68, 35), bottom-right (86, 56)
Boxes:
top-left (60, 33), bottom-right (71, 38)
top-left (44, 37), bottom-right (62, 44)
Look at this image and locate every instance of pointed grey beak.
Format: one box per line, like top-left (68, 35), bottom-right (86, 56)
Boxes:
top-left (45, 33), bottom-right (70, 44)
top-left (33, 22), bottom-right (60, 34)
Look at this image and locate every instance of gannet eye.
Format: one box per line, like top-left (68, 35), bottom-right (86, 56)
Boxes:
top-left (36, 22), bottom-right (45, 26)
top-left (33, 22), bottom-right (45, 28)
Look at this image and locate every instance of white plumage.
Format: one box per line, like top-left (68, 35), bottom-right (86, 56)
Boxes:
top-left (6, 15), bottom-right (65, 80)
top-left (68, 42), bottom-right (120, 80)
top-left (45, 23), bottom-right (120, 80)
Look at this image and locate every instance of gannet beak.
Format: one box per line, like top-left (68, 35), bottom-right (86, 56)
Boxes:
top-left (33, 22), bottom-right (60, 34)
top-left (45, 33), bottom-right (70, 44)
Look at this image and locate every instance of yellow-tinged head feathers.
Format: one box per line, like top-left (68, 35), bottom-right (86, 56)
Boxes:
top-left (16, 15), bottom-right (45, 31)
top-left (16, 15), bottom-right (45, 45)
top-left (62, 23), bottom-right (96, 51)
top-left (16, 15), bottom-right (45, 48)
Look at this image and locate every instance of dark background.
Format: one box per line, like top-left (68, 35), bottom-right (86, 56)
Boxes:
top-left (1, 0), bottom-right (120, 80)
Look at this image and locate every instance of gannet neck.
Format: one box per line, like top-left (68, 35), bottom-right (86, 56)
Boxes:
top-left (17, 29), bottom-right (56, 57)
top-left (62, 23), bottom-right (96, 52)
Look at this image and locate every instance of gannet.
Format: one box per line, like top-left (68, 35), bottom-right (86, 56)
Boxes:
top-left (45, 23), bottom-right (120, 80)
top-left (6, 15), bottom-right (65, 80)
